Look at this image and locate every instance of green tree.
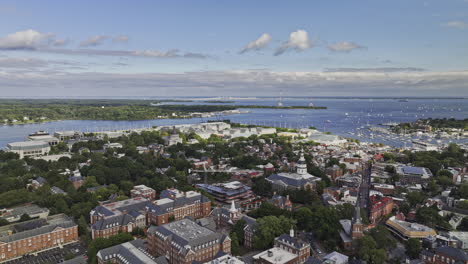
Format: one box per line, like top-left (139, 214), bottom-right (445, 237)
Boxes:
top-left (253, 216), bottom-right (295, 250)
top-left (230, 232), bottom-right (241, 255)
top-left (405, 238), bottom-right (422, 259)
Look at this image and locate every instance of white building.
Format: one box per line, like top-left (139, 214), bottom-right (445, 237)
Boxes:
top-left (6, 141), bottom-right (51, 159)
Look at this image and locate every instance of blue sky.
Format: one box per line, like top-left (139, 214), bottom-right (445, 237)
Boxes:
top-left (0, 0), bottom-right (467, 96)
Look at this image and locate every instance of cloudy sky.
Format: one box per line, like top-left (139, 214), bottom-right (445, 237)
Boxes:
top-left (0, 0), bottom-right (467, 97)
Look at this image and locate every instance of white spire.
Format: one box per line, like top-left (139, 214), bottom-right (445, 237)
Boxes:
top-left (229, 200), bottom-right (237, 213)
top-left (290, 227), bottom-right (294, 238)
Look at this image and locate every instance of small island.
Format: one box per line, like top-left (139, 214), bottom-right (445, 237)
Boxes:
top-left (391, 118), bottom-right (467, 136)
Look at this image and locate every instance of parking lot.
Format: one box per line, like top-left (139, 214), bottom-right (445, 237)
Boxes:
top-left (4, 243), bottom-right (86, 264)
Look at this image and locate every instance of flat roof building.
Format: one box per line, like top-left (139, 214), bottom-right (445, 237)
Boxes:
top-left (386, 216), bottom-right (437, 240)
top-left (6, 141), bottom-right (50, 159)
top-left (0, 204), bottom-right (49, 223)
top-left (253, 247), bottom-right (299, 264)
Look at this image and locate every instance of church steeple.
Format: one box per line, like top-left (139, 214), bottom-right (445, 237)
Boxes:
top-left (296, 149), bottom-right (307, 175)
top-left (351, 193), bottom-right (363, 239)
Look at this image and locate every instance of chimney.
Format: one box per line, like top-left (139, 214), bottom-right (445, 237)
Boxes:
top-left (267, 250), bottom-right (273, 257)
top-left (122, 209), bottom-right (127, 215)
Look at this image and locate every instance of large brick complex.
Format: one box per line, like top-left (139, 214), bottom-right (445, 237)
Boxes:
top-left (147, 191), bottom-right (211, 226)
top-left (90, 197), bottom-right (150, 239)
top-left (0, 214), bottom-right (78, 262)
top-left (147, 218), bottom-right (231, 264)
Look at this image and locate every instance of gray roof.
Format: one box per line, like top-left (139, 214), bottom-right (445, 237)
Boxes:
top-left (275, 234), bottom-right (309, 249)
top-left (435, 246), bottom-right (468, 261)
top-left (7, 141), bottom-right (49, 150)
top-left (92, 213), bottom-right (138, 230)
top-left (148, 219), bottom-right (229, 256)
top-left (0, 214), bottom-right (76, 243)
top-left (148, 194), bottom-right (209, 216)
top-left (97, 239), bottom-right (166, 264)
top-left (267, 173), bottom-right (319, 188)
top-left (0, 204), bottom-right (49, 221)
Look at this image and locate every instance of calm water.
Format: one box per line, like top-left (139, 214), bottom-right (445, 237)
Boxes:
top-left (1, 97), bottom-right (467, 148)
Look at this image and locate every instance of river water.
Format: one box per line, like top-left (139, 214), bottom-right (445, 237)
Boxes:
top-left (1, 97), bottom-right (467, 148)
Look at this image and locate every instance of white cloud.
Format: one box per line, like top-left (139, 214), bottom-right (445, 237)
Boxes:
top-left (239, 33), bottom-right (272, 54)
top-left (79, 35), bottom-right (109, 47)
top-left (52, 38), bottom-right (69, 47)
top-left (0, 57), bottom-right (48, 68)
top-left (1, 69), bottom-right (466, 97)
top-left (327, 41), bottom-right (366, 52)
top-left (444, 21), bottom-right (468, 29)
top-left (113, 35), bottom-right (129, 43)
top-left (133, 49), bottom-right (180, 57)
top-left (274, 29), bottom-right (311, 56)
top-left (0, 29), bottom-right (54, 50)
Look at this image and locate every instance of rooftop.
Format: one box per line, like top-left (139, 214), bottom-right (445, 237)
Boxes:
top-left (7, 141), bottom-right (50, 150)
top-left (253, 247), bottom-right (298, 264)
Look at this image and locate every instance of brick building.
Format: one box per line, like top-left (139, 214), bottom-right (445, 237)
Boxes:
top-left (421, 246), bottom-right (468, 264)
top-left (147, 190), bottom-right (211, 226)
top-left (90, 197), bottom-right (150, 239)
top-left (147, 218), bottom-right (231, 264)
top-left (369, 195), bottom-right (394, 224)
top-left (325, 165), bottom-right (343, 181)
top-left (268, 194), bottom-right (293, 211)
top-left (372, 183), bottom-right (395, 195)
top-left (96, 239), bottom-right (168, 264)
top-left (0, 214), bottom-right (78, 262)
top-left (131, 185), bottom-right (157, 200)
top-left (274, 229), bottom-right (310, 263)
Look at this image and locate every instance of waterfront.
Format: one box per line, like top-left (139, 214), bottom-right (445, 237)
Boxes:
top-left (1, 97), bottom-right (467, 148)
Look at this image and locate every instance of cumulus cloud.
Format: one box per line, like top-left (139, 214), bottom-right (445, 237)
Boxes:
top-left (1, 69), bottom-right (466, 97)
top-left (274, 29), bottom-right (311, 56)
top-left (444, 21), bottom-right (468, 29)
top-left (79, 35), bottom-right (109, 47)
top-left (0, 29), bottom-right (54, 50)
top-left (239, 33), bottom-right (272, 54)
top-left (327, 41), bottom-right (366, 52)
top-left (113, 35), bottom-right (129, 43)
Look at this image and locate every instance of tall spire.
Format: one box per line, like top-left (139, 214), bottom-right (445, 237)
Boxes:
top-left (353, 193), bottom-right (362, 225)
top-left (229, 200), bottom-right (237, 213)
